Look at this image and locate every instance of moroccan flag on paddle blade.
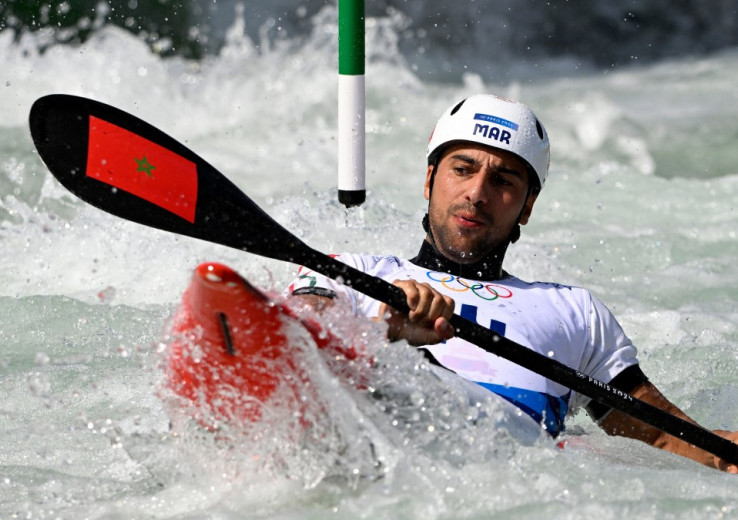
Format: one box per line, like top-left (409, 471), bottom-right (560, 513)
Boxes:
top-left (86, 116), bottom-right (198, 223)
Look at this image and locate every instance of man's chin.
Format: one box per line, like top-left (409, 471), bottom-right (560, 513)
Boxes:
top-left (443, 248), bottom-right (493, 264)
top-left (439, 240), bottom-right (508, 264)
top-left (431, 225), bottom-right (509, 263)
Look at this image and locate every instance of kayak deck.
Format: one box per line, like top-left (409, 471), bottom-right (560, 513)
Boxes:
top-left (165, 262), bottom-right (355, 428)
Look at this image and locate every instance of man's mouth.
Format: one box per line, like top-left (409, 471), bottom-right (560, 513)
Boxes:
top-left (455, 214), bottom-right (486, 228)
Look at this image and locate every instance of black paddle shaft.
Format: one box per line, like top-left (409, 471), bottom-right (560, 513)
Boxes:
top-left (28, 94), bottom-right (738, 466)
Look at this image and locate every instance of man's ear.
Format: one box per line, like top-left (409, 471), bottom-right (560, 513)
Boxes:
top-left (424, 164), bottom-right (435, 201)
top-left (519, 190), bottom-right (539, 226)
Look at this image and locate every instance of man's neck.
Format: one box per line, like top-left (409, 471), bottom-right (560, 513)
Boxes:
top-left (409, 239), bottom-right (508, 281)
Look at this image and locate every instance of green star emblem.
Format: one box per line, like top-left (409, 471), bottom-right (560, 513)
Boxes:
top-left (134, 156), bottom-right (156, 177)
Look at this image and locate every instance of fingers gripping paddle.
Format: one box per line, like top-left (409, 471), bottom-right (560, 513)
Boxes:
top-left (29, 94), bottom-right (738, 465)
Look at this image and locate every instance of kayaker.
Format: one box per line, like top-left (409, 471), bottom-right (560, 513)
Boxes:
top-left (288, 94), bottom-right (738, 472)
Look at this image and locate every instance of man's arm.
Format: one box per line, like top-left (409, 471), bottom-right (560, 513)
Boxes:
top-left (598, 381), bottom-right (738, 473)
top-left (291, 280), bottom-right (455, 346)
top-left (291, 293), bottom-right (337, 314)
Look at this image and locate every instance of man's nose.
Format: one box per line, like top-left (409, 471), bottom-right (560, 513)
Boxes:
top-left (465, 173), bottom-right (490, 207)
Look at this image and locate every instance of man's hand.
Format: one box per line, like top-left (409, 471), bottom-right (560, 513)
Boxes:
top-left (377, 279), bottom-right (455, 346)
top-left (708, 430), bottom-right (738, 473)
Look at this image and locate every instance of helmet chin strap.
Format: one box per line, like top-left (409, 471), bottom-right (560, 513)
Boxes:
top-left (422, 159), bottom-right (442, 253)
top-left (510, 169), bottom-right (540, 243)
top-left (508, 184), bottom-right (535, 244)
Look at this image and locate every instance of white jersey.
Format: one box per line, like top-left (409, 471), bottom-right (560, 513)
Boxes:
top-left (288, 253), bottom-right (641, 436)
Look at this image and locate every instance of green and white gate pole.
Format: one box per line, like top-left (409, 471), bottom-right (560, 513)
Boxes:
top-left (337, 0), bottom-right (366, 207)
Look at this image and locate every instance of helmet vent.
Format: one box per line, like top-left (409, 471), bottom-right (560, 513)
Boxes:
top-left (535, 119), bottom-right (544, 139)
top-left (450, 99), bottom-right (466, 116)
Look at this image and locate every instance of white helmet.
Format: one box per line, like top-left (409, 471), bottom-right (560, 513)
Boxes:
top-left (426, 94), bottom-right (550, 188)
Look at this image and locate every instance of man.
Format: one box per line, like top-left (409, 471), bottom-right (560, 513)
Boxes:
top-left (289, 94), bottom-right (738, 472)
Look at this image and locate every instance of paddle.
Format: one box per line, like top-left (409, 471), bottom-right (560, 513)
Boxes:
top-left (28, 94), bottom-right (738, 465)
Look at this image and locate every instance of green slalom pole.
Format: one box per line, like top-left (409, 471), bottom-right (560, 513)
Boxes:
top-left (337, 0), bottom-right (366, 207)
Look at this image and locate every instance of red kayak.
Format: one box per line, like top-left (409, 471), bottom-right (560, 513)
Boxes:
top-left (164, 262), bottom-right (363, 429)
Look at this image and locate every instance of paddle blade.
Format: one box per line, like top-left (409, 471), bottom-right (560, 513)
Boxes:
top-left (29, 94), bottom-right (307, 263)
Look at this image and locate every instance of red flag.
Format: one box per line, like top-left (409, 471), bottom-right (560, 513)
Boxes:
top-left (86, 116), bottom-right (198, 223)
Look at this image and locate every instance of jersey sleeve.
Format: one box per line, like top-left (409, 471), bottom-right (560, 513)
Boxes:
top-left (570, 293), bottom-right (648, 415)
top-left (286, 253), bottom-right (400, 320)
top-left (286, 254), bottom-right (362, 315)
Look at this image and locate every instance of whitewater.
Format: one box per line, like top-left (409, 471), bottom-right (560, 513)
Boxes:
top-left (1, 5), bottom-right (738, 519)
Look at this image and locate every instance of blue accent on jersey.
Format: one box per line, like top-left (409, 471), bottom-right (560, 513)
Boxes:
top-left (459, 303), bottom-right (506, 336)
top-left (477, 382), bottom-right (571, 436)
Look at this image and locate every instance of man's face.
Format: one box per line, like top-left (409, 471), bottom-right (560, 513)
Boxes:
top-left (424, 143), bottom-right (538, 264)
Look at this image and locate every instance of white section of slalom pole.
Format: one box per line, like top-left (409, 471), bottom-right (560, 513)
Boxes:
top-left (338, 74), bottom-right (365, 206)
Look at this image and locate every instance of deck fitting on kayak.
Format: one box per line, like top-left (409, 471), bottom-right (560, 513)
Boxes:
top-left (218, 312), bottom-right (236, 356)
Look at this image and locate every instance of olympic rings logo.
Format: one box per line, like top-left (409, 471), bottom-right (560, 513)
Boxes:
top-left (425, 271), bottom-right (514, 301)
